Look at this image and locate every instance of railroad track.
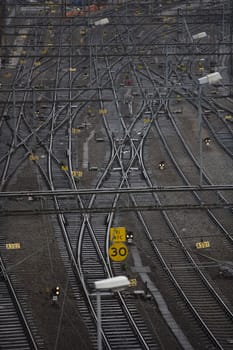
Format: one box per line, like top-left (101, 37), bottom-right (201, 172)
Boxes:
top-left (0, 1), bottom-right (232, 349)
top-left (0, 256), bottom-right (42, 349)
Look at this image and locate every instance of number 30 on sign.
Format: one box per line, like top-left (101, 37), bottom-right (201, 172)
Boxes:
top-left (108, 243), bottom-right (128, 262)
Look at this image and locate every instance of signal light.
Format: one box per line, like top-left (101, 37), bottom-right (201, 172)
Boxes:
top-left (126, 231), bottom-right (134, 243)
top-left (203, 137), bottom-right (211, 146)
top-left (51, 286), bottom-right (60, 303)
top-left (158, 161), bottom-right (165, 170)
top-left (51, 286), bottom-right (60, 297)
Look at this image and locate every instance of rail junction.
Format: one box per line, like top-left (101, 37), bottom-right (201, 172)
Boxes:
top-left (0, 0), bottom-right (233, 349)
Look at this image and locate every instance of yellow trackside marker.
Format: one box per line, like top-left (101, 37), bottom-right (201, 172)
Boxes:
top-left (20, 59), bottom-right (26, 65)
top-left (34, 61), bottom-right (41, 67)
top-left (6, 243), bottom-right (21, 249)
top-left (29, 154), bottom-right (39, 161)
top-left (195, 241), bottom-right (210, 249)
top-left (72, 170), bottom-right (83, 177)
top-left (129, 279), bottom-right (137, 287)
top-left (177, 64), bottom-right (186, 72)
top-left (61, 165), bottom-right (68, 171)
top-left (144, 118), bottom-right (151, 124)
top-left (69, 67), bottom-right (76, 72)
top-left (99, 109), bottom-right (108, 115)
top-left (72, 128), bottom-right (80, 134)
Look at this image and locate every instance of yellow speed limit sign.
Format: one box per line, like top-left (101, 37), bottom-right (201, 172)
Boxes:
top-left (109, 243), bottom-right (128, 262)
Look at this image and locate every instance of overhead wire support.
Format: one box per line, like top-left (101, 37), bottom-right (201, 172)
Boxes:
top-left (0, 185), bottom-right (232, 198)
top-left (1, 203), bottom-right (233, 217)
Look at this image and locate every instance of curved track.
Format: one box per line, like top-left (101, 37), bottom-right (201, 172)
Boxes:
top-left (0, 1), bottom-right (232, 349)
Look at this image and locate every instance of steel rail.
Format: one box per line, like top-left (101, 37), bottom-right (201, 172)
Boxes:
top-left (0, 184), bottom-right (232, 197)
top-left (88, 25), bottom-right (154, 350)
top-left (61, 7), bottom-right (159, 348)
top-left (0, 258), bottom-right (39, 350)
top-left (75, 13), bottom-right (162, 349)
top-left (119, 19), bottom-right (233, 348)
top-left (1, 1), bottom-right (232, 349)
top-left (139, 39), bottom-right (232, 348)
top-left (1, 202), bottom-right (232, 216)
